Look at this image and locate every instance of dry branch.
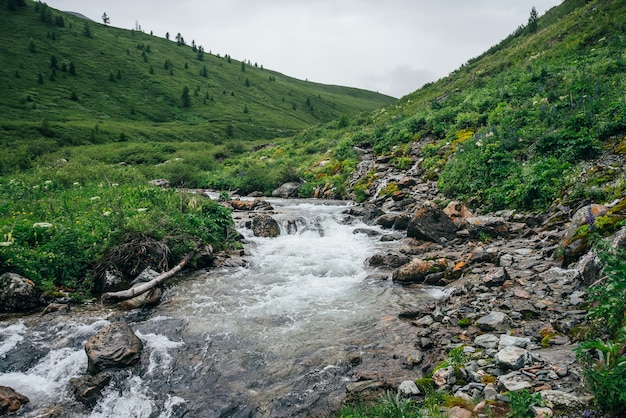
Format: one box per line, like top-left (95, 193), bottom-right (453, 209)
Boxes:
top-left (101, 251), bottom-right (194, 305)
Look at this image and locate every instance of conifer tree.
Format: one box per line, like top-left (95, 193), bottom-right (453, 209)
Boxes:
top-left (181, 86), bottom-right (191, 107)
top-left (527, 7), bottom-right (539, 33)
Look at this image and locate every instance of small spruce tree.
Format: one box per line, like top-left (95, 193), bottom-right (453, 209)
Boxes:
top-left (527, 7), bottom-right (539, 33)
top-left (181, 86), bottom-right (191, 107)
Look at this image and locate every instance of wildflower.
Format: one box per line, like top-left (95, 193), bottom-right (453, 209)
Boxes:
top-left (102, 211), bottom-right (111, 216)
top-left (137, 208), bottom-right (148, 212)
top-left (44, 180), bottom-right (52, 184)
top-left (33, 222), bottom-right (53, 228)
top-left (90, 196), bottom-right (101, 201)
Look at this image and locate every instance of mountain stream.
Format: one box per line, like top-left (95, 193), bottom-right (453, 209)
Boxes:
top-left (0, 199), bottom-right (440, 417)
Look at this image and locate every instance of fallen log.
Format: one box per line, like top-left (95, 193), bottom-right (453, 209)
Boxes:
top-left (101, 251), bottom-right (194, 305)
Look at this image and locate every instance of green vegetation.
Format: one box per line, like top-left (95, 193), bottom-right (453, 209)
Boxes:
top-left (507, 389), bottom-right (544, 418)
top-left (0, 0), bottom-right (394, 176)
top-left (0, 161), bottom-right (235, 299)
top-left (223, 0), bottom-right (625, 210)
top-left (0, 0), bottom-right (393, 299)
top-left (340, 391), bottom-right (425, 418)
top-left (576, 240), bottom-right (626, 416)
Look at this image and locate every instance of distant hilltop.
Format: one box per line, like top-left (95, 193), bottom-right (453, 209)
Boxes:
top-left (63, 11), bottom-right (92, 20)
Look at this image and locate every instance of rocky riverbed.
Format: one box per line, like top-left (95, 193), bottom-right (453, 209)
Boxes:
top-left (1, 144), bottom-right (625, 417)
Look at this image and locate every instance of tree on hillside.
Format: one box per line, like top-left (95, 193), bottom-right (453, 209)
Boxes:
top-left (83, 22), bottom-right (92, 38)
top-left (181, 86), bottom-right (191, 107)
top-left (102, 12), bottom-right (110, 26)
top-left (527, 7), bottom-right (539, 33)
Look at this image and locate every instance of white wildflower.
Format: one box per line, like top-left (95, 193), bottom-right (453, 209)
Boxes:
top-left (33, 222), bottom-right (53, 228)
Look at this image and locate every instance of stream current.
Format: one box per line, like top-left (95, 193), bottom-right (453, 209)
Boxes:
top-left (0, 199), bottom-right (438, 417)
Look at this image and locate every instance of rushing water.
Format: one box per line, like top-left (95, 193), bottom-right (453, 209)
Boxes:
top-left (0, 199), bottom-right (439, 417)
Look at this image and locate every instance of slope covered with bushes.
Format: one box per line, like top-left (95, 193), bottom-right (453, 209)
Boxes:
top-left (232, 0), bottom-right (625, 210)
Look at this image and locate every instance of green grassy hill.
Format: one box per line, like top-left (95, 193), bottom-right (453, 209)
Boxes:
top-left (240, 0), bottom-right (625, 210)
top-left (0, 0), bottom-right (394, 175)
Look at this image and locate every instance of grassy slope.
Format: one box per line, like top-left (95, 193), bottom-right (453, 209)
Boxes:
top-left (245, 0), bottom-right (626, 209)
top-left (0, 0), bottom-right (394, 174)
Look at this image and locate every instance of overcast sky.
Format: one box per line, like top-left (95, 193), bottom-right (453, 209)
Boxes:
top-left (45, 0), bottom-right (562, 98)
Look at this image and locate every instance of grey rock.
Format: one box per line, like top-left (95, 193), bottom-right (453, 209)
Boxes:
top-left (474, 334), bottom-right (500, 349)
top-left (495, 346), bottom-right (534, 370)
top-left (499, 334), bottom-right (531, 349)
top-left (476, 311), bottom-right (510, 332)
top-left (540, 390), bottom-right (583, 408)
top-left (398, 380), bottom-right (420, 396)
top-left (346, 380), bottom-right (384, 394)
top-left (612, 226), bottom-right (626, 250)
top-left (406, 202), bottom-right (457, 243)
top-left (563, 204), bottom-right (608, 244)
top-left (392, 258), bottom-right (447, 284)
top-left (531, 406), bottom-right (554, 418)
top-left (482, 267), bottom-right (509, 288)
top-left (0, 272), bottom-right (42, 313)
top-left (149, 178), bottom-right (170, 187)
top-left (85, 323), bottom-right (143, 374)
top-left (433, 366), bottom-right (454, 387)
top-left (500, 253), bottom-right (515, 267)
top-left (465, 216), bottom-right (508, 238)
top-left (414, 315), bottom-right (434, 326)
top-left (272, 182), bottom-right (301, 198)
top-left (70, 371), bottom-right (114, 407)
top-left (577, 252), bottom-right (603, 286)
top-left (498, 371), bottom-right (533, 392)
top-left (251, 214), bottom-right (280, 237)
top-left (482, 384), bottom-right (498, 401)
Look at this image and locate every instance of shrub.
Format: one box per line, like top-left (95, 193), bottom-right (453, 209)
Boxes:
top-left (0, 171), bottom-right (234, 299)
top-left (575, 244), bottom-right (626, 415)
top-left (508, 389), bottom-right (544, 418)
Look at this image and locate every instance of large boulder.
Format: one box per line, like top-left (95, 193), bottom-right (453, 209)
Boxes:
top-left (0, 272), bottom-right (42, 313)
top-left (272, 182), bottom-right (301, 198)
top-left (0, 385), bottom-right (29, 415)
top-left (407, 202), bottom-right (457, 243)
top-left (85, 323), bottom-right (143, 374)
top-left (251, 214), bottom-right (281, 238)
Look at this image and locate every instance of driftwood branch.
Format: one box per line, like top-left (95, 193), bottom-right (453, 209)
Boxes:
top-left (101, 251), bottom-right (194, 305)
